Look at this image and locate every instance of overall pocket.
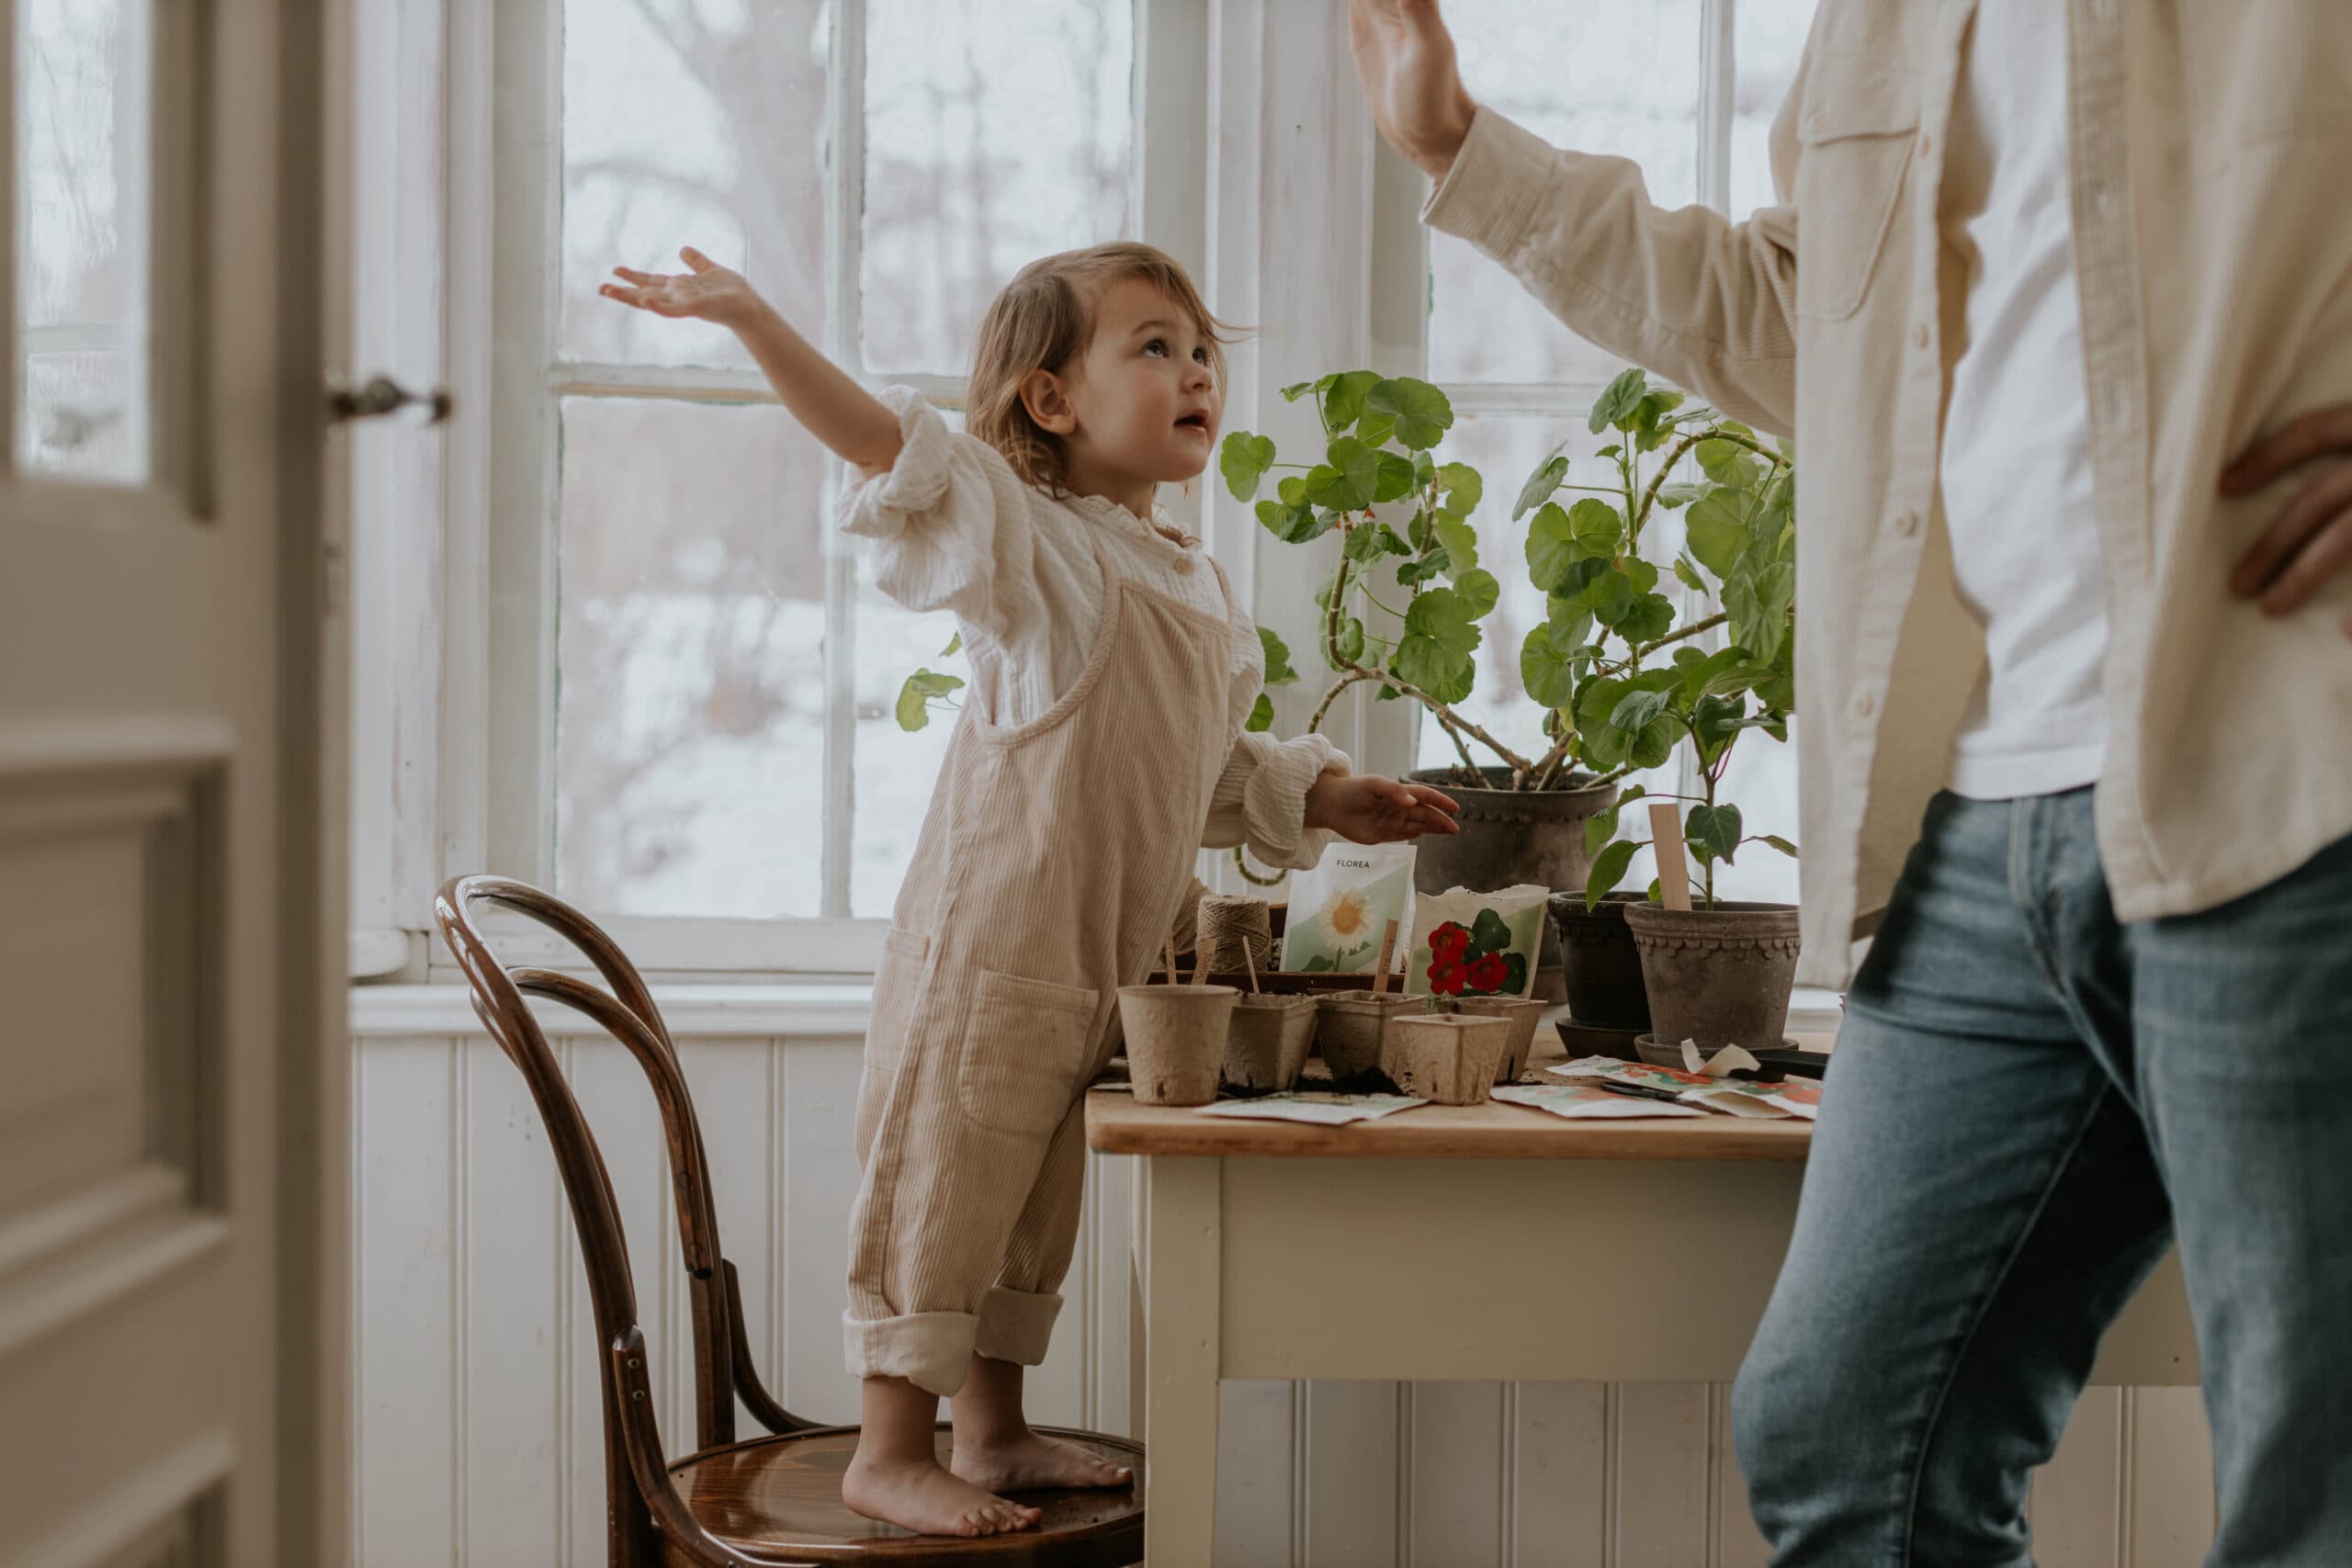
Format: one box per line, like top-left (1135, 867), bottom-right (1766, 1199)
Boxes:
top-left (956, 970), bottom-right (1103, 1136)
top-left (1792, 67), bottom-right (1919, 322)
top-left (864, 925), bottom-right (933, 1077)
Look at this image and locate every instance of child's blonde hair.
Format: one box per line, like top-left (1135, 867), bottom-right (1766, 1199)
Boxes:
top-left (967, 242), bottom-right (1236, 492)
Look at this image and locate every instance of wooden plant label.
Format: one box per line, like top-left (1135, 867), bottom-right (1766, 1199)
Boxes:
top-left (1373, 918), bottom-right (1400, 994)
top-left (1649, 802), bottom-right (1694, 911)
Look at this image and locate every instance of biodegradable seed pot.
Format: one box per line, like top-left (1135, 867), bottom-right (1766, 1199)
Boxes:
top-left (1622, 901), bottom-right (1802, 1054)
top-left (1222, 992), bottom-right (1319, 1095)
top-left (1382, 1011), bottom-right (1511, 1106)
top-left (1451, 995), bottom-right (1549, 1084)
top-left (1116, 984), bottom-right (1238, 1106)
top-left (1548, 890), bottom-right (1653, 1031)
top-left (1315, 992), bottom-right (1419, 1087)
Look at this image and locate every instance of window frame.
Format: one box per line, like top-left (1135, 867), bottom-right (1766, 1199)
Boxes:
top-left (355, 0), bottom-right (1794, 982)
top-left (409, 0), bottom-right (1213, 980)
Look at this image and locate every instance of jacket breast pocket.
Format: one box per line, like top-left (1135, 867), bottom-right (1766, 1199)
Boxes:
top-left (956, 970), bottom-right (1103, 1136)
top-left (1792, 68), bottom-right (1920, 322)
top-left (864, 925), bottom-right (933, 1077)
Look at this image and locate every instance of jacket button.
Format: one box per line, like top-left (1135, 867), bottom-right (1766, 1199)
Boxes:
top-left (1913, 323), bottom-right (1931, 350)
top-left (1851, 690), bottom-right (1878, 719)
top-left (1893, 510), bottom-right (1920, 537)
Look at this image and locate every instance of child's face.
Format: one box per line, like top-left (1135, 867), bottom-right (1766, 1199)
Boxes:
top-left (1059, 276), bottom-right (1222, 488)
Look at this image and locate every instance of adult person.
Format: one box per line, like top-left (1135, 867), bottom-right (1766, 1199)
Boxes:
top-left (1351, 1), bottom-right (2352, 1561)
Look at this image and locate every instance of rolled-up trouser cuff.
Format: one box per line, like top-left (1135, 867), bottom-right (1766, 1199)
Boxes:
top-left (842, 1310), bottom-right (978, 1397)
top-left (974, 1285), bottom-right (1065, 1366)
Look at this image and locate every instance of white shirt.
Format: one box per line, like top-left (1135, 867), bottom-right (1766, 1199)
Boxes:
top-left (836, 386), bottom-right (1350, 870)
top-left (1936, 0), bottom-right (2109, 799)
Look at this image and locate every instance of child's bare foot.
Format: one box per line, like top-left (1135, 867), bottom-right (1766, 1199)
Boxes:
top-left (951, 1429), bottom-right (1136, 1494)
top-left (842, 1453), bottom-right (1042, 1537)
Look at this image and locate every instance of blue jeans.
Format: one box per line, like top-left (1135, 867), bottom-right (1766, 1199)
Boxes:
top-left (1733, 789), bottom-right (2352, 1566)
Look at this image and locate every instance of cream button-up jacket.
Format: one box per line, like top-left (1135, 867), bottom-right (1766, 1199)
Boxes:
top-left (1424, 0), bottom-right (2352, 988)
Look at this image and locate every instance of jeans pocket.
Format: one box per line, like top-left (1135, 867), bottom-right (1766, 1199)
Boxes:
top-left (956, 970), bottom-right (1102, 1136)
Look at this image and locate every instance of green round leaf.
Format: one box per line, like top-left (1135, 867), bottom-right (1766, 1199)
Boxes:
top-left (1219, 430), bottom-right (1276, 502)
top-left (1585, 838), bottom-right (1639, 909)
top-left (1521, 621), bottom-right (1578, 709)
top-left (1526, 502), bottom-right (1577, 592)
top-left (1589, 367), bottom-right (1649, 434)
top-left (1566, 498), bottom-right (1624, 561)
top-left (1470, 908), bottom-right (1513, 954)
top-left (1433, 514), bottom-right (1481, 574)
top-left (1366, 377), bottom-right (1454, 450)
top-left (1374, 449), bottom-right (1419, 503)
top-left (1454, 568), bottom-right (1500, 619)
top-left (1323, 369), bottom-right (1382, 434)
top-left (1686, 803), bottom-right (1743, 864)
top-left (1514, 447), bottom-right (1571, 520)
top-left (1246, 692), bottom-right (1275, 732)
top-left (1258, 625), bottom-right (1299, 686)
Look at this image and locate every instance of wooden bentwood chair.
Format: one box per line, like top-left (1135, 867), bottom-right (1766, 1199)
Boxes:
top-left (436, 876), bottom-right (1145, 1565)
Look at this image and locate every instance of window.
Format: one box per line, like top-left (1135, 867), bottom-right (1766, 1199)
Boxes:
top-left (449, 0), bottom-right (1148, 969)
top-left (17, 0), bottom-right (152, 483)
top-left (1410, 0), bottom-right (1809, 907)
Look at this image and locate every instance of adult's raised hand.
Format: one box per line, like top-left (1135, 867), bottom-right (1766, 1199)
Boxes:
top-left (1348, 0), bottom-right (1478, 183)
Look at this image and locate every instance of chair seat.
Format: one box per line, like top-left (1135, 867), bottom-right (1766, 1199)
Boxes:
top-left (665, 1425), bottom-right (1145, 1564)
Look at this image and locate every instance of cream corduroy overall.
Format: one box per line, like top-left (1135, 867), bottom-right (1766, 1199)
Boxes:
top-left (845, 524), bottom-right (1235, 1396)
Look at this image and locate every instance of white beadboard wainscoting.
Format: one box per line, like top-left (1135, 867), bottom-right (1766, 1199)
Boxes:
top-left (349, 987), bottom-right (2216, 1567)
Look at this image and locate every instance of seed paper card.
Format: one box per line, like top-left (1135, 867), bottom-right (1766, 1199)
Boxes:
top-left (1491, 1084), bottom-right (1707, 1120)
top-left (1193, 1092), bottom-right (1428, 1125)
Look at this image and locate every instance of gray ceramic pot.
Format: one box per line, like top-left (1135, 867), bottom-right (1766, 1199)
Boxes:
top-left (1621, 901), bottom-right (1801, 1053)
top-left (1406, 767), bottom-right (1618, 1000)
top-left (1547, 890), bottom-right (1652, 1030)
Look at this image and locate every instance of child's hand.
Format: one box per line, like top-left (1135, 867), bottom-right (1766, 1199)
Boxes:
top-left (599, 246), bottom-right (763, 331)
top-left (1305, 772), bottom-right (1462, 844)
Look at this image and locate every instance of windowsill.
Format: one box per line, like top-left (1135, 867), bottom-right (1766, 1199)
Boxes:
top-left (351, 982), bottom-right (1846, 1043)
top-left (348, 981), bottom-right (877, 1040)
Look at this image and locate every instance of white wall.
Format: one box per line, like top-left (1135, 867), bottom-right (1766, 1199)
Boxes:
top-left (349, 1009), bottom-right (2216, 1567)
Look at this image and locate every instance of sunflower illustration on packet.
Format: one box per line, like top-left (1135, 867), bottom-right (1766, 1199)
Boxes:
top-left (1279, 841), bottom-right (1418, 975)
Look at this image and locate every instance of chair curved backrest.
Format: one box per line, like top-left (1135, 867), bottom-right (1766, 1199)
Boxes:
top-left (435, 875), bottom-right (817, 1566)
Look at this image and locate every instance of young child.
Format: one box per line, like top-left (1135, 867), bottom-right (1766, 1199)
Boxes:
top-left (601, 241), bottom-right (1460, 1537)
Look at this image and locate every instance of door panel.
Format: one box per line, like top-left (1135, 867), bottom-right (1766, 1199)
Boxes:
top-left (0, 0), bottom-right (346, 1562)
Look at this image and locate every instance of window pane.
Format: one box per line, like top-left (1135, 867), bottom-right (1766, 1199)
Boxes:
top-left (560, 0), bottom-right (831, 369)
top-left (1731, 0), bottom-right (1817, 219)
top-left (17, 0), bottom-right (150, 481)
top-left (1711, 715), bottom-right (1801, 905)
top-left (859, 0), bottom-right (1130, 377)
top-left (1427, 0), bottom-right (1700, 386)
top-left (554, 397), bottom-right (830, 918)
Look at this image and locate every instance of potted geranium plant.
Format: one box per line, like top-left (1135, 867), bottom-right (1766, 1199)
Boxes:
top-left (1216, 367), bottom-right (1798, 1002)
top-left (1567, 419), bottom-right (1801, 1056)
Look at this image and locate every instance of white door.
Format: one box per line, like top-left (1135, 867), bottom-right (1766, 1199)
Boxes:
top-left (0, 0), bottom-right (350, 1563)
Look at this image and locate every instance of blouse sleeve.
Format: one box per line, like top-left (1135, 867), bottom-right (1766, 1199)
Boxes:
top-left (833, 385), bottom-right (1038, 640)
top-left (1202, 728), bottom-right (1351, 871)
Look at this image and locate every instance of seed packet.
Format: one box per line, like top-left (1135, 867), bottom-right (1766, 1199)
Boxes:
top-left (1280, 841), bottom-right (1417, 974)
top-left (1492, 1083), bottom-right (1708, 1120)
top-left (1193, 1092), bottom-right (1428, 1125)
top-left (1404, 884), bottom-right (1550, 999)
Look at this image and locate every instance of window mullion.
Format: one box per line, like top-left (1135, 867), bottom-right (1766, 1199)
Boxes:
top-left (819, 0), bottom-right (870, 920)
top-left (1698, 0), bottom-right (1736, 216)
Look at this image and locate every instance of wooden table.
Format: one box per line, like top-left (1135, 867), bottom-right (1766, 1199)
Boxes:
top-left (1086, 1041), bottom-right (2200, 1566)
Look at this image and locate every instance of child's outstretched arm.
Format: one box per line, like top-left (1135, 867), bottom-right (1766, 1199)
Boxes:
top-left (601, 247), bottom-right (902, 478)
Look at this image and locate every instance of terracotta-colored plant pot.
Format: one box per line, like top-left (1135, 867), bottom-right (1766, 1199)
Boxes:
top-left (1116, 985), bottom-right (1238, 1106)
top-left (1382, 1012), bottom-right (1510, 1105)
top-left (1622, 901), bottom-right (1802, 1053)
top-left (1451, 995), bottom-right (1549, 1083)
top-left (1547, 890), bottom-right (1653, 1030)
top-left (1222, 993), bottom-right (1318, 1095)
top-left (1315, 992), bottom-right (1419, 1086)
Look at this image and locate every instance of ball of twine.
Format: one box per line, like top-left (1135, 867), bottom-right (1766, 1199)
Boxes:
top-left (1196, 894), bottom-right (1273, 976)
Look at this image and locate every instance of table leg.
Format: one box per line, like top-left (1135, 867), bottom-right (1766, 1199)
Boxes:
top-left (1139, 1155), bottom-right (1220, 1566)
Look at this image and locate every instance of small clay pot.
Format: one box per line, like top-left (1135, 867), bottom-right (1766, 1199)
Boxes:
top-left (1116, 985), bottom-right (1238, 1106)
top-left (1622, 901), bottom-right (1802, 1053)
top-left (1222, 993), bottom-right (1318, 1095)
top-left (1315, 992), bottom-right (1419, 1086)
top-left (1451, 995), bottom-right (1549, 1083)
top-left (1548, 891), bottom-right (1652, 1030)
top-left (1382, 1011), bottom-right (1510, 1105)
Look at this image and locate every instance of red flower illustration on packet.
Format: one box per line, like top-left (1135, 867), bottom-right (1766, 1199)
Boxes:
top-left (1426, 919), bottom-right (1520, 997)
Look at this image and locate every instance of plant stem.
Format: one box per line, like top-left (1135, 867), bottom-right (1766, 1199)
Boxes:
top-left (1306, 670), bottom-right (1374, 734)
top-left (1635, 611), bottom-right (1727, 659)
top-left (1319, 552), bottom-right (1532, 774)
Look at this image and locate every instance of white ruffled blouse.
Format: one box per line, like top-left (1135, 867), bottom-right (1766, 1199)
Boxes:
top-left (836, 386), bottom-right (1350, 871)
